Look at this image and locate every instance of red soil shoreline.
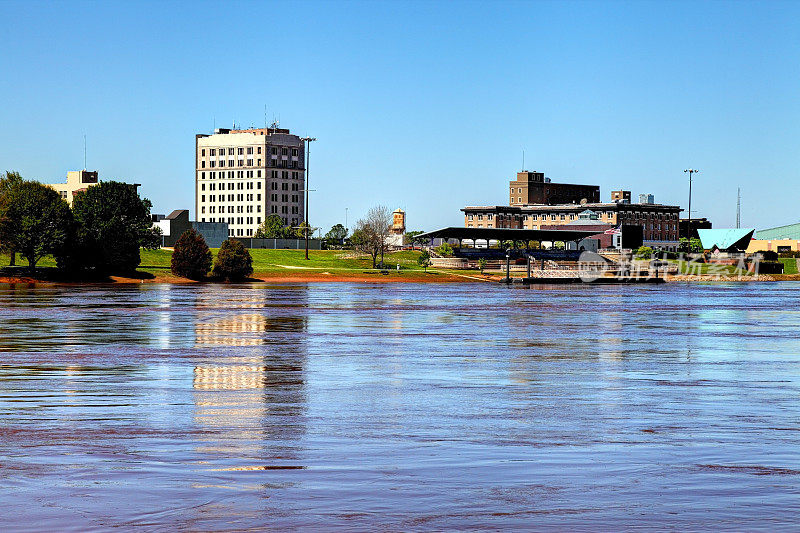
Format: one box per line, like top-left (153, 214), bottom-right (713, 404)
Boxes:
top-left (0, 270), bottom-right (482, 285)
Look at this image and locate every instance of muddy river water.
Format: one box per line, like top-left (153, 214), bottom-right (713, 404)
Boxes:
top-left (0, 282), bottom-right (798, 530)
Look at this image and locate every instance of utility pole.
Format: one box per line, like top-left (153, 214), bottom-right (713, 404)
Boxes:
top-left (300, 137), bottom-right (317, 260)
top-left (684, 169), bottom-right (699, 239)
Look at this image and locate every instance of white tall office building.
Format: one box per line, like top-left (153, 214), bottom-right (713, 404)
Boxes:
top-left (195, 126), bottom-right (305, 237)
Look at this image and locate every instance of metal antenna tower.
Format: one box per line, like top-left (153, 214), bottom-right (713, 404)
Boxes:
top-left (736, 187), bottom-right (741, 228)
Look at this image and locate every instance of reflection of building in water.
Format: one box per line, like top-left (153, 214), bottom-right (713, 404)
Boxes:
top-left (195, 314), bottom-right (272, 346)
top-left (192, 292), bottom-right (309, 471)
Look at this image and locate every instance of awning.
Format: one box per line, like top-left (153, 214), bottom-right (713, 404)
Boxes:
top-left (413, 227), bottom-right (602, 242)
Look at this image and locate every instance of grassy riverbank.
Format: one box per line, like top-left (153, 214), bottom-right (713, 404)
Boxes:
top-left (2, 250), bottom-right (799, 284)
top-left (0, 249), bottom-right (471, 283)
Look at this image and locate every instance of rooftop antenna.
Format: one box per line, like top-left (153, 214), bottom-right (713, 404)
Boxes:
top-left (83, 134), bottom-right (87, 170)
top-left (264, 104), bottom-right (268, 130)
top-left (736, 187), bottom-right (741, 228)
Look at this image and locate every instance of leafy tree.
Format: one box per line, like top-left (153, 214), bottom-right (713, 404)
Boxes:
top-left (478, 257), bottom-right (487, 274)
top-left (635, 246), bottom-right (654, 259)
top-left (417, 250), bottom-right (431, 272)
top-left (212, 239), bottom-right (253, 281)
top-left (352, 205), bottom-right (392, 268)
top-left (678, 237), bottom-right (704, 254)
top-left (69, 181), bottom-right (161, 273)
top-left (171, 229), bottom-right (211, 280)
top-left (405, 230), bottom-right (425, 246)
top-left (0, 171), bottom-right (23, 265)
top-left (0, 180), bottom-right (73, 272)
top-left (254, 214), bottom-right (291, 239)
top-left (294, 221), bottom-right (312, 239)
top-left (324, 223), bottom-right (348, 244)
top-left (435, 242), bottom-right (454, 257)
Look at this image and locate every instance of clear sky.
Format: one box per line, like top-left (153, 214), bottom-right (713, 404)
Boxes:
top-left (1, 0), bottom-right (798, 233)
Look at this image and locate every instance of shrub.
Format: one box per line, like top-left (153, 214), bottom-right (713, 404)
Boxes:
top-left (171, 229), bottom-right (211, 280)
top-left (635, 246), bottom-right (654, 259)
top-left (435, 242), bottom-right (454, 257)
top-left (478, 257), bottom-right (487, 273)
top-left (213, 239), bottom-right (253, 281)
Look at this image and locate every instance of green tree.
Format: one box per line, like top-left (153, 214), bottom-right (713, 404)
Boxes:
top-left (435, 242), bottom-right (454, 257)
top-left (254, 214), bottom-right (291, 239)
top-left (405, 230), bottom-right (425, 246)
top-left (213, 239), bottom-right (254, 281)
top-left (294, 221), bottom-right (312, 239)
top-left (478, 257), bottom-right (487, 274)
top-left (678, 237), bottom-right (704, 254)
top-left (324, 223), bottom-right (348, 244)
top-left (635, 246), bottom-right (654, 259)
top-left (417, 250), bottom-right (431, 272)
top-left (0, 171), bottom-right (23, 266)
top-left (0, 180), bottom-right (73, 272)
top-left (69, 181), bottom-right (160, 273)
top-left (171, 229), bottom-right (211, 280)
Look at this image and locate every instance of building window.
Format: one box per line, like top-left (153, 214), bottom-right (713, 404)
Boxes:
top-left (551, 214), bottom-right (556, 220)
top-left (468, 215), bottom-right (474, 221)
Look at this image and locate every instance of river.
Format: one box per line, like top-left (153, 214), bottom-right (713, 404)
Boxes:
top-left (0, 282), bottom-right (798, 530)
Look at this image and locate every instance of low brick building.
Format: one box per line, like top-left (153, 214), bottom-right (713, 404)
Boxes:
top-left (462, 203), bottom-right (681, 249)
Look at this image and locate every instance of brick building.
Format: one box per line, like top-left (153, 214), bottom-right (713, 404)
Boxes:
top-left (509, 171), bottom-right (599, 206)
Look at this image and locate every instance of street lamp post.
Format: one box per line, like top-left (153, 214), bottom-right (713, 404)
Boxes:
top-left (684, 169), bottom-right (699, 242)
top-left (301, 137), bottom-right (316, 260)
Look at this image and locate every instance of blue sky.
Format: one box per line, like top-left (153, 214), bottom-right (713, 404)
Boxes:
top-left (1, 0), bottom-right (798, 233)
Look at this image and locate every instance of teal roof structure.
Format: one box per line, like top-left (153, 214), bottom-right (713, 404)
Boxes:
top-left (754, 222), bottom-right (800, 240)
top-left (698, 228), bottom-right (755, 251)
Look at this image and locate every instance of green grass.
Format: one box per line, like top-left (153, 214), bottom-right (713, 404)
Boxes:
top-left (668, 259), bottom-right (750, 276)
top-left (3, 249), bottom-right (426, 278)
top-left (779, 257), bottom-right (799, 275)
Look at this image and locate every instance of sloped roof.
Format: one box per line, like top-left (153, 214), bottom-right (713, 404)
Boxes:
top-left (698, 228), bottom-right (755, 251)
top-left (166, 209), bottom-right (189, 220)
top-left (414, 227), bottom-right (601, 243)
top-left (754, 222), bottom-right (800, 240)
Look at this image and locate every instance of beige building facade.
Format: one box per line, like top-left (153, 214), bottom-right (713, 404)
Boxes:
top-left (746, 239), bottom-right (800, 254)
top-left (195, 127), bottom-right (305, 238)
top-left (45, 170), bottom-right (99, 205)
top-left (463, 202), bottom-right (681, 242)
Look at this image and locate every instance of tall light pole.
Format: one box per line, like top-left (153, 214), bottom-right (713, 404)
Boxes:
top-left (301, 137), bottom-right (316, 260)
top-left (684, 169), bottom-right (699, 240)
